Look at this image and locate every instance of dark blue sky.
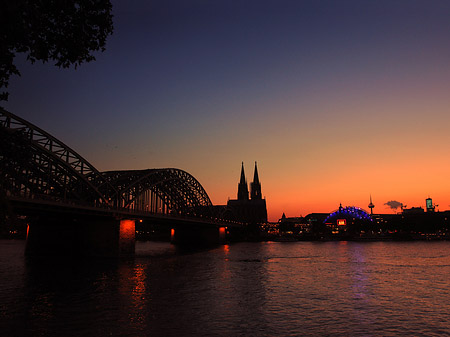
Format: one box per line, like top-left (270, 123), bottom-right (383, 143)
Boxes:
top-left (4, 0), bottom-right (450, 218)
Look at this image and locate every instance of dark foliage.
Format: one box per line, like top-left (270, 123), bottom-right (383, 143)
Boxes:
top-left (0, 0), bottom-right (113, 100)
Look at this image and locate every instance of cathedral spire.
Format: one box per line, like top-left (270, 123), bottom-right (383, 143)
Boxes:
top-left (250, 161), bottom-right (262, 200)
top-left (240, 162), bottom-right (246, 184)
top-left (237, 162), bottom-right (249, 200)
top-left (253, 161), bottom-right (260, 184)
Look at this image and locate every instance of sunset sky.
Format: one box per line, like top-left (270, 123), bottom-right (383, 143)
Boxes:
top-left (4, 0), bottom-right (450, 221)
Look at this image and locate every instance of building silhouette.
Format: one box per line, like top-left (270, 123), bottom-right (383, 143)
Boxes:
top-left (227, 162), bottom-right (267, 224)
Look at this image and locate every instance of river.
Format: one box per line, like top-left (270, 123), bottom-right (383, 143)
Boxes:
top-left (1, 240), bottom-right (450, 336)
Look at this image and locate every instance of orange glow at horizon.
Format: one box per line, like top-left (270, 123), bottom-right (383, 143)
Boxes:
top-left (205, 142), bottom-right (450, 222)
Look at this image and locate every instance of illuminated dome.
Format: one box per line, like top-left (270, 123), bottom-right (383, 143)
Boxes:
top-left (324, 205), bottom-right (373, 224)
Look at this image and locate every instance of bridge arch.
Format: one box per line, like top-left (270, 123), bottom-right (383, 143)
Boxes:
top-left (0, 108), bottom-right (214, 218)
top-left (0, 108), bottom-right (116, 205)
top-left (102, 169), bottom-right (213, 217)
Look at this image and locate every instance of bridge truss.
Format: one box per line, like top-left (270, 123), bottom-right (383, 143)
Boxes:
top-left (0, 108), bottom-right (213, 219)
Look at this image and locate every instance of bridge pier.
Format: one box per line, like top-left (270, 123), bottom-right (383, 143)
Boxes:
top-left (25, 216), bottom-right (135, 257)
top-left (170, 226), bottom-right (227, 246)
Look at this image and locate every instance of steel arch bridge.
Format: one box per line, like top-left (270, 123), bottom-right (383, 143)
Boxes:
top-left (101, 169), bottom-right (213, 217)
top-left (0, 108), bottom-right (214, 219)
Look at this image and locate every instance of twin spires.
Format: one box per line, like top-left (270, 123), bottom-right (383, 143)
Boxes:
top-left (237, 162), bottom-right (262, 201)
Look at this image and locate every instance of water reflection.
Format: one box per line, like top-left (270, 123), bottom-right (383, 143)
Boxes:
top-left (117, 262), bottom-right (148, 333)
top-left (2, 240), bottom-right (450, 336)
top-left (349, 244), bottom-right (370, 302)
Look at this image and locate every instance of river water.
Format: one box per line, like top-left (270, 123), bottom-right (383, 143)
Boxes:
top-left (1, 240), bottom-right (450, 336)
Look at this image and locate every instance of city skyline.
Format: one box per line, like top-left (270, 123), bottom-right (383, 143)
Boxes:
top-left (3, 0), bottom-right (450, 221)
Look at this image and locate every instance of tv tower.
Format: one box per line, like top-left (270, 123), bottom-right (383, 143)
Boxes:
top-left (368, 195), bottom-right (374, 215)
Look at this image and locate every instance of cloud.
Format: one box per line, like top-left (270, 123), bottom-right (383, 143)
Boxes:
top-left (384, 200), bottom-right (403, 212)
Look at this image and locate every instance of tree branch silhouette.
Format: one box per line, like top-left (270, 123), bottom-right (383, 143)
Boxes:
top-left (0, 0), bottom-right (113, 100)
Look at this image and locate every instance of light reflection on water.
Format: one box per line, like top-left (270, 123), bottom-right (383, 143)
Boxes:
top-left (1, 240), bottom-right (450, 336)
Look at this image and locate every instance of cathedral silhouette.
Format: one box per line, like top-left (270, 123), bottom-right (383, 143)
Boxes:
top-left (226, 162), bottom-right (268, 224)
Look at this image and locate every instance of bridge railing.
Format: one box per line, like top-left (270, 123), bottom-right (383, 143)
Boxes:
top-left (5, 189), bottom-right (239, 226)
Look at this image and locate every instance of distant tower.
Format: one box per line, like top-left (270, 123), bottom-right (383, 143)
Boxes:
top-left (426, 197), bottom-right (435, 212)
top-left (250, 161), bottom-right (262, 200)
top-left (237, 162), bottom-right (249, 200)
top-left (368, 195), bottom-right (374, 215)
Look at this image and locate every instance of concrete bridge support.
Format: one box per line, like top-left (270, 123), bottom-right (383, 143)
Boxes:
top-left (25, 215), bottom-right (135, 257)
top-left (170, 225), bottom-right (227, 246)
